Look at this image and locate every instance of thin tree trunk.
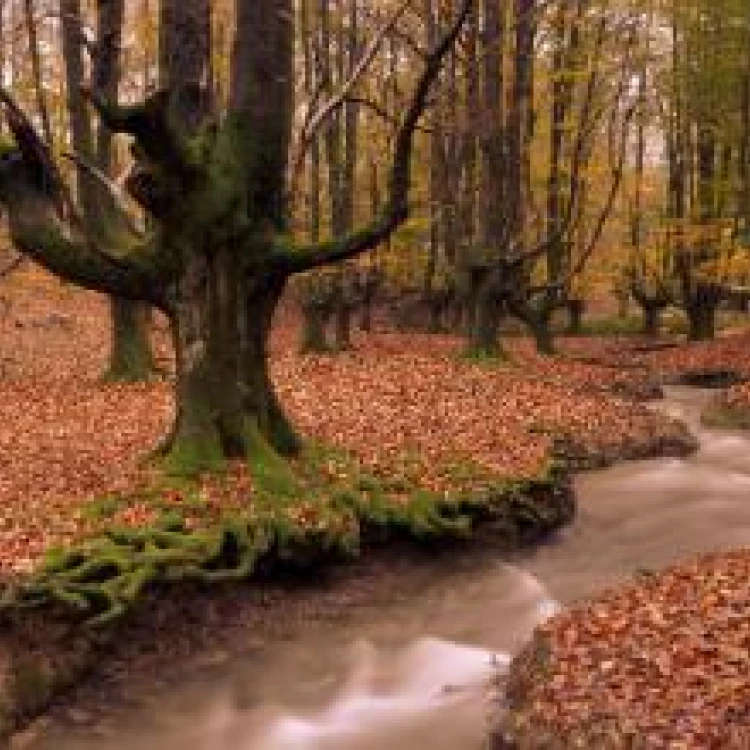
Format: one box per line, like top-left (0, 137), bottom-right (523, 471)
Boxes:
top-left (60, 0), bottom-right (156, 381)
top-left (24, 0), bottom-right (53, 147)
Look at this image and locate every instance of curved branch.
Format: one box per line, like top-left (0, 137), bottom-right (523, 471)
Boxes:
top-left (274, 0), bottom-right (473, 275)
top-left (6, 195), bottom-right (167, 307)
top-left (0, 89), bottom-right (169, 307)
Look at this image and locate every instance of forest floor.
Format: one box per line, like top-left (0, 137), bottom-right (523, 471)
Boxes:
top-left (4, 271), bottom-right (750, 747)
top-left (0, 269), bottom-right (698, 577)
top-left (497, 549), bottom-right (750, 749)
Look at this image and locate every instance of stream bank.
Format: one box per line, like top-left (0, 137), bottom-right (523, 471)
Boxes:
top-left (3, 388), bottom-right (702, 749)
top-left (1, 467), bottom-right (576, 746)
top-left (494, 387), bottom-right (750, 749)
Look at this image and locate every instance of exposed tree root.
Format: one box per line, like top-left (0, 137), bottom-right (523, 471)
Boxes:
top-left (0, 519), bottom-right (271, 627)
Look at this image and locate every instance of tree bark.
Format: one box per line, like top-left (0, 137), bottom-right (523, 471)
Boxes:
top-left (686, 300), bottom-right (717, 342)
top-left (168, 254), bottom-right (298, 474)
top-left (104, 297), bottom-right (157, 382)
top-left (641, 303), bottom-right (662, 336)
top-left (466, 269), bottom-right (502, 357)
top-left (566, 299), bottom-right (585, 335)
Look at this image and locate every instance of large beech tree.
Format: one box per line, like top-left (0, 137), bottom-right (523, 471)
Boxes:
top-left (0, 0), bottom-right (470, 473)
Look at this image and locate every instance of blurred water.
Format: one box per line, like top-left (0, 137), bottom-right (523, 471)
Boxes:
top-left (34, 387), bottom-right (750, 750)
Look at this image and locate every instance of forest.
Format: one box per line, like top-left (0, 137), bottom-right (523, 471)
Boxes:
top-left (0, 0), bottom-right (750, 748)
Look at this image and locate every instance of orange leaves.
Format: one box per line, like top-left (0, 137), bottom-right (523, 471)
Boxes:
top-left (0, 276), bottom-right (172, 575)
top-left (274, 331), bottom-right (682, 495)
top-left (524, 550), bottom-right (750, 747)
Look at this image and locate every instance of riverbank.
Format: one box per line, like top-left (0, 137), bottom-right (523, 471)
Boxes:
top-left (493, 384), bottom-right (750, 749)
top-left (493, 548), bottom-right (750, 749)
top-left (0, 275), bottom-right (731, 744)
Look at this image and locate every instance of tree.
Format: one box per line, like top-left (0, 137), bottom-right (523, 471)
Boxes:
top-left (0, 0), bottom-right (471, 474)
top-left (59, 0), bottom-right (157, 381)
top-left (664, 0), bottom-right (750, 340)
top-left (462, 0), bottom-right (636, 356)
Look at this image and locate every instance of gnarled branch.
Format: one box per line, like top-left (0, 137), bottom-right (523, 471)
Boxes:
top-left (0, 89), bottom-right (169, 307)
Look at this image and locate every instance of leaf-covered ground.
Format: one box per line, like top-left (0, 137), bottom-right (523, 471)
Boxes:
top-left (6, 274), bottom-right (750, 746)
top-left (0, 272), bottom-right (691, 575)
top-left (502, 550), bottom-right (750, 748)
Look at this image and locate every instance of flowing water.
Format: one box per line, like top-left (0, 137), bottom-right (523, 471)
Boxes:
top-left (35, 387), bottom-right (750, 750)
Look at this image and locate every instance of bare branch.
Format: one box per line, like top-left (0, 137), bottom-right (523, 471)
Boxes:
top-left (287, 0), bottom-right (412, 199)
top-left (275, 0), bottom-right (473, 274)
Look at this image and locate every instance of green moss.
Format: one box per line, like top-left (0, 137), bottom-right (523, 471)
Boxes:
top-left (79, 495), bottom-right (125, 521)
top-left (164, 433), bottom-right (226, 478)
top-left (701, 401), bottom-right (750, 429)
top-left (245, 419), bottom-right (299, 498)
top-left (460, 348), bottom-right (509, 367)
top-left (0, 443), bottom-right (571, 628)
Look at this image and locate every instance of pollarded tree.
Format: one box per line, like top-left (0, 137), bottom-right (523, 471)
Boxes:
top-left (0, 0), bottom-right (470, 473)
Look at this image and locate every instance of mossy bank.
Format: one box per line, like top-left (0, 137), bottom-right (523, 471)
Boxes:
top-left (0, 450), bottom-right (574, 744)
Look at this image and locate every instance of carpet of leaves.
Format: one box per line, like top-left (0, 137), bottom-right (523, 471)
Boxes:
top-left (517, 550), bottom-right (750, 748)
top-left (643, 331), bottom-right (750, 382)
top-left (0, 274), bottom-right (689, 575)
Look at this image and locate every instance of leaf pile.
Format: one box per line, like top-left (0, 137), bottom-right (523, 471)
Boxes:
top-left (277, 333), bottom-right (692, 483)
top-left (505, 549), bottom-right (750, 748)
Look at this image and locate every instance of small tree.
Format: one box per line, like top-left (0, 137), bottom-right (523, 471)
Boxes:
top-left (0, 0), bottom-right (471, 474)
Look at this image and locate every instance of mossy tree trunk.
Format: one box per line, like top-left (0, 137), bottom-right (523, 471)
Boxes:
top-left (104, 297), bottom-right (156, 382)
top-left (168, 254), bottom-right (297, 474)
top-left (0, 0), bottom-right (471, 474)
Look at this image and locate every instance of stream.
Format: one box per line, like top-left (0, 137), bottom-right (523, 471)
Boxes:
top-left (33, 387), bottom-right (750, 750)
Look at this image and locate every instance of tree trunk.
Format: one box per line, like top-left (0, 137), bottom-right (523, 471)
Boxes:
top-left (104, 297), bottom-right (156, 381)
top-left (530, 315), bottom-right (555, 355)
top-left (334, 298), bottom-right (354, 350)
top-left (566, 299), bottom-right (585, 334)
top-left (301, 302), bottom-right (331, 353)
top-left (641, 304), bottom-right (662, 336)
top-left (466, 272), bottom-right (502, 358)
top-left (686, 302), bottom-right (717, 342)
top-left (59, 0), bottom-right (156, 383)
top-left (167, 255), bottom-right (298, 475)
top-left (427, 292), bottom-right (444, 334)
